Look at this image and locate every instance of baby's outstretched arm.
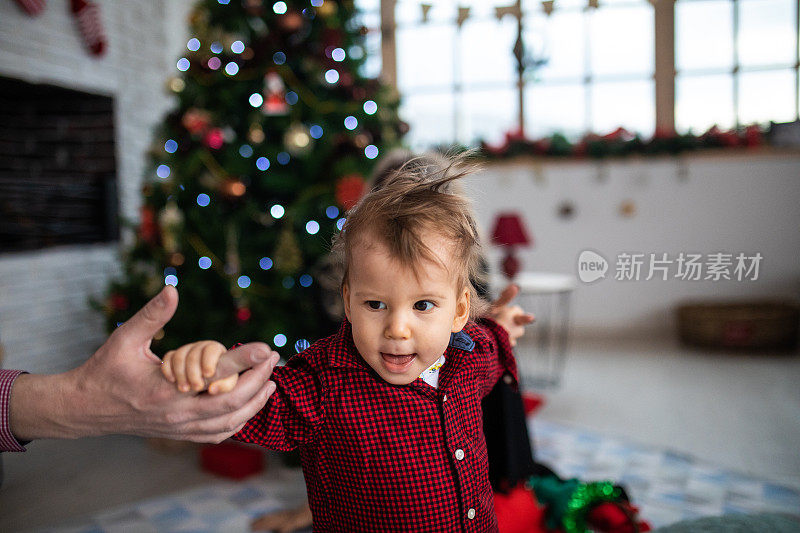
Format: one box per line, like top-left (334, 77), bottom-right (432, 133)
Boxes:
top-left (161, 341), bottom-right (239, 395)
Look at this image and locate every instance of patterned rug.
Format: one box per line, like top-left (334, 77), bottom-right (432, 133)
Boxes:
top-left (46, 420), bottom-right (800, 532)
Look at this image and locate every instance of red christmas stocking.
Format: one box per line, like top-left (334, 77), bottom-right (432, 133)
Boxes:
top-left (70, 0), bottom-right (106, 56)
top-left (13, 0), bottom-right (46, 16)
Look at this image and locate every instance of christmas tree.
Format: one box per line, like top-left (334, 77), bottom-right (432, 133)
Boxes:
top-left (101, 0), bottom-right (403, 354)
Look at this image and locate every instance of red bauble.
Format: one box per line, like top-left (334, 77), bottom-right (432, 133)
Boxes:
top-left (237, 307), bottom-right (252, 323)
top-left (110, 293), bottom-right (129, 311)
top-left (335, 174), bottom-right (366, 210)
top-left (279, 10), bottom-right (304, 32)
top-left (138, 206), bottom-right (159, 245)
top-left (182, 108), bottom-right (212, 135)
top-left (204, 128), bottom-right (225, 149)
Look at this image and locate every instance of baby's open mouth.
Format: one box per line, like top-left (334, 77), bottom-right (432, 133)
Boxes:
top-left (380, 352), bottom-right (416, 373)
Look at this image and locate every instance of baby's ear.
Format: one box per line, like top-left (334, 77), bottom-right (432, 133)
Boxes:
top-left (342, 282), bottom-right (352, 321)
top-left (451, 287), bottom-right (470, 332)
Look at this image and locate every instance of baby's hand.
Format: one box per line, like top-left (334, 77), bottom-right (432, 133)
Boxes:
top-left (488, 284), bottom-right (535, 346)
top-left (161, 341), bottom-right (239, 395)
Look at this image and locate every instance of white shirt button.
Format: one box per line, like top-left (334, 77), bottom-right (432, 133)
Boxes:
top-left (455, 448), bottom-right (465, 461)
top-left (467, 508), bottom-right (476, 520)
top-left (503, 374), bottom-right (514, 385)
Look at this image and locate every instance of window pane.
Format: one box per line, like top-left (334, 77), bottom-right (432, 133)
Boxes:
top-left (739, 69), bottom-right (797, 125)
top-left (460, 88), bottom-right (518, 145)
top-left (526, 10), bottom-right (586, 82)
top-left (524, 0), bottom-right (585, 10)
top-left (525, 83), bottom-right (587, 138)
top-left (460, 17), bottom-right (517, 89)
top-left (354, 0), bottom-right (380, 12)
top-left (359, 10), bottom-right (382, 79)
top-left (676, 74), bottom-right (735, 132)
top-left (676, 1), bottom-right (734, 72)
top-left (589, 6), bottom-right (654, 77)
top-left (396, 25), bottom-right (456, 90)
top-left (400, 92), bottom-right (456, 149)
top-left (738, 0), bottom-right (796, 67)
top-left (396, 1), bottom-right (457, 25)
top-left (590, 79), bottom-right (655, 136)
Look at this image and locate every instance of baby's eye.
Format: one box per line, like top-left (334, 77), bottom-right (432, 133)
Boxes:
top-left (414, 300), bottom-right (434, 312)
top-left (366, 300), bottom-right (386, 310)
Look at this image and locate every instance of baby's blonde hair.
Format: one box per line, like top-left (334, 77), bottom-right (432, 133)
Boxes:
top-left (332, 151), bottom-right (487, 319)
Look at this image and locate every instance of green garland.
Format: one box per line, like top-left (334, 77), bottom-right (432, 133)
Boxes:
top-left (562, 481), bottom-right (623, 533)
top-left (528, 475), bottom-right (629, 533)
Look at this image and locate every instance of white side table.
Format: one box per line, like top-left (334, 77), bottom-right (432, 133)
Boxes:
top-left (490, 272), bottom-right (576, 390)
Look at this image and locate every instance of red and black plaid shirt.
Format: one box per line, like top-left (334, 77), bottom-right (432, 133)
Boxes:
top-left (235, 318), bottom-right (517, 532)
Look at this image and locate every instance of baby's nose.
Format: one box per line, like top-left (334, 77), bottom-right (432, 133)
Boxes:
top-left (385, 313), bottom-right (411, 339)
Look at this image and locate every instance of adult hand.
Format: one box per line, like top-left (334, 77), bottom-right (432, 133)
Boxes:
top-left (10, 286), bottom-right (279, 444)
top-left (487, 284), bottom-right (535, 346)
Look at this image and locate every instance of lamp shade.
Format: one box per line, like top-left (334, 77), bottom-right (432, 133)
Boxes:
top-left (491, 213), bottom-right (531, 247)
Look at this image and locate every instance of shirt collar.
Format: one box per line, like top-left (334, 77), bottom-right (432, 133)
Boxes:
top-left (327, 319), bottom-right (489, 375)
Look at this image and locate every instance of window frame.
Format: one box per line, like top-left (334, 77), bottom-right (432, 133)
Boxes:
top-left (373, 0), bottom-right (800, 144)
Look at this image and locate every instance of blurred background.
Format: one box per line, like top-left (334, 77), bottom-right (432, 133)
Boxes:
top-left (1, 0), bottom-right (798, 531)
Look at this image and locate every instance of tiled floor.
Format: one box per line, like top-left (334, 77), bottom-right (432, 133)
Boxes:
top-left (2, 336), bottom-right (798, 531)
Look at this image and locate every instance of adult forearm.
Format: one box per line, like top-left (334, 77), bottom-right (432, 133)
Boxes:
top-left (8, 371), bottom-right (89, 442)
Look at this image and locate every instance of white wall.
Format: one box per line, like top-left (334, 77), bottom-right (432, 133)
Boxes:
top-left (464, 153), bottom-right (800, 338)
top-left (0, 0), bottom-right (193, 372)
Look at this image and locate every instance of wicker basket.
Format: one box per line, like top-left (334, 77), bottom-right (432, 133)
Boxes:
top-left (676, 301), bottom-right (800, 351)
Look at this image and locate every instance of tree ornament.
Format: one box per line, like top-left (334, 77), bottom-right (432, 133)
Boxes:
top-left (138, 205), bottom-right (159, 245)
top-left (221, 178), bottom-right (247, 199)
top-left (182, 108), bottom-right (212, 135)
top-left (262, 72), bottom-right (289, 116)
top-left (284, 122), bottom-right (313, 156)
top-left (188, 7), bottom-right (210, 33)
top-left (335, 174), bottom-right (366, 210)
top-left (204, 128), bottom-right (225, 149)
top-left (339, 71), bottom-right (354, 88)
top-left (279, 10), bottom-right (305, 32)
top-left (167, 77), bottom-right (185, 94)
top-left (236, 305), bottom-right (252, 323)
top-left (242, 0), bottom-right (263, 17)
top-left (274, 226), bottom-right (303, 275)
top-left (159, 202), bottom-right (184, 254)
top-left (169, 252), bottom-right (185, 266)
top-left (70, 0), bottom-right (107, 57)
top-left (317, 0), bottom-right (337, 17)
top-left (110, 293), bottom-right (129, 311)
top-left (248, 124), bottom-right (265, 144)
top-left (353, 133), bottom-right (370, 149)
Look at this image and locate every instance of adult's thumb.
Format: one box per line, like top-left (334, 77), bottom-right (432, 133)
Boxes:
top-left (119, 285), bottom-right (179, 346)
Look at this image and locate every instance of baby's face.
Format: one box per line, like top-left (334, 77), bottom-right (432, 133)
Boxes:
top-left (342, 232), bottom-right (470, 385)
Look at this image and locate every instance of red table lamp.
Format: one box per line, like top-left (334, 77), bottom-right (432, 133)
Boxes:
top-left (491, 212), bottom-right (532, 279)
